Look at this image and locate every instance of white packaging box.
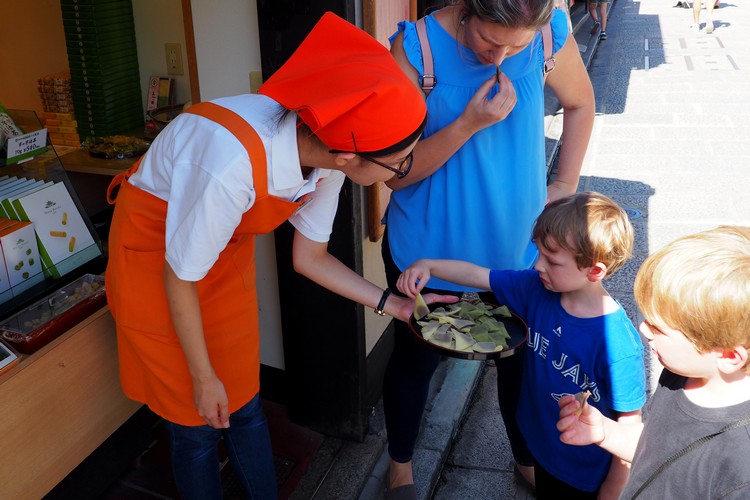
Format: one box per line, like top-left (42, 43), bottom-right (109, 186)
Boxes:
top-left (12, 182), bottom-right (97, 279)
top-left (0, 220), bottom-right (44, 293)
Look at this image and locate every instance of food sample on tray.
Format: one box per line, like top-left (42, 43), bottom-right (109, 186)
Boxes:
top-left (415, 300), bottom-right (513, 353)
top-left (87, 135), bottom-right (150, 159)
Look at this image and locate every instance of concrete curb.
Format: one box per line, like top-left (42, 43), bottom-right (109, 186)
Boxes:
top-left (359, 358), bottom-right (484, 500)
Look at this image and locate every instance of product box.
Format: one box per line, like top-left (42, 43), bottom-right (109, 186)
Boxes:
top-left (12, 182), bottom-right (98, 279)
top-left (0, 177), bottom-right (24, 194)
top-left (1, 181), bottom-right (53, 219)
top-left (0, 180), bottom-right (38, 215)
top-left (0, 219), bottom-right (44, 293)
top-left (0, 219), bottom-right (13, 298)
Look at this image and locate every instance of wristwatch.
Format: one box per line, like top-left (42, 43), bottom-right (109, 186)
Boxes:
top-left (375, 288), bottom-right (391, 316)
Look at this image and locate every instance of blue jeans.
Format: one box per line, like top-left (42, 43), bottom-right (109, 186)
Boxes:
top-left (165, 394), bottom-right (277, 500)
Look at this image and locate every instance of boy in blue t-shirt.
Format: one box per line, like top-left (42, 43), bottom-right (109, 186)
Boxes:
top-left (397, 192), bottom-right (646, 498)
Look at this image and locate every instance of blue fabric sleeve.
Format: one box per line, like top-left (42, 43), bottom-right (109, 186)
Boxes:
top-left (551, 8), bottom-right (569, 54)
top-left (489, 269), bottom-right (539, 318)
top-left (389, 20), bottom-right (424, 76)
top-left (607, 354), bottom-right (648, 412)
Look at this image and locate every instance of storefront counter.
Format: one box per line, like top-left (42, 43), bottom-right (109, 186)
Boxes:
top-left (0, 306), bottom-right (141, 499)
top-left (58, 147), bottom-right (137, 176)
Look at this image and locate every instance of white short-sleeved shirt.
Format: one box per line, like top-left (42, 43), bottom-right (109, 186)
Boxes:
top-left (128, 94), bottom-right (346, 282)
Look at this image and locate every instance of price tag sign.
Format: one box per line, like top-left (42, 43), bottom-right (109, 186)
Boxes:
top-left (5, 129), bottom-right (48, 165)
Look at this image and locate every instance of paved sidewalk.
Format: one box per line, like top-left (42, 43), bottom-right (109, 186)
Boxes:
top-left (290, 0), bottom-right (750, 498)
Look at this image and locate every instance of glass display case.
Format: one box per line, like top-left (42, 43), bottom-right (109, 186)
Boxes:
top-left (0, 109), bottom-right (105, 339)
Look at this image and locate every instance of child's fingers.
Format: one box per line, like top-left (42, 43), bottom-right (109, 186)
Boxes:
top-left (396, 273), bottom-right (414, 298)
top-left (558, 395), bottom-right (581, 418)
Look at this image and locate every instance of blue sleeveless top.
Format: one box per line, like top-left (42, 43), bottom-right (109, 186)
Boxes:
top-left (386, 9), bottom-right (568, 291)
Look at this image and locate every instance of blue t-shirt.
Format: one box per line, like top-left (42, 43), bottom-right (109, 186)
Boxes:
top-left (489, 269), bottom-right (647, 492)
top-left (386, 10), bottom-right (569, 291)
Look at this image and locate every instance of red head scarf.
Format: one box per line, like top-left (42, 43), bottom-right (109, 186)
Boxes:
top-left (259, 12), bottom-right (426, 153)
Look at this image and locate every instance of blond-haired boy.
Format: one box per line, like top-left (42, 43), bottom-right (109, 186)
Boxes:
top-left (398, 192), bottom-right (646, 498)
top-left (558, 225), bottom-right (750, 498)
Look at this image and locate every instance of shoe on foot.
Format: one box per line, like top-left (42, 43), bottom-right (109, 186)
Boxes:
top-left (385, 484), bottom-right (417, 500)
top-left (600, 31), bottom-right (607, 40)
top-left (690, 24), bottom-right (700, 32)
top-left (590, 20), bottom-right (600, 35)
top-left (706, 19), bottom-right (714, 33)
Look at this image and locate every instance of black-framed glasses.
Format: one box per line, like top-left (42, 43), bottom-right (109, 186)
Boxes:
top-left (358, 151), bottom-right (414, 179)
top-left (329, 133), bottom-right (414, 179)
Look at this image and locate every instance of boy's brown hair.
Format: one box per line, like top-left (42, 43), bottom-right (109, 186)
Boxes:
top-left (533, 192), bottom-right (634, 276)
top-left (634, 226), bottom-right (750, 360)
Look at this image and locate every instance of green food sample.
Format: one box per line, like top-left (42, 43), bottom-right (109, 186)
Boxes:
top-left (415, 299), bottom-right (515, 353)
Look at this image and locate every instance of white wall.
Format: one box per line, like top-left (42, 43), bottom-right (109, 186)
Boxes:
top-left (190, 0), bottom-right (263, 100)
top-left (132, 0), bottom-right (191, 108)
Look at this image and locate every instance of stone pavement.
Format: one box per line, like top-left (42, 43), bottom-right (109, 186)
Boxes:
top-left (290, 0), bottom-right (750, 498)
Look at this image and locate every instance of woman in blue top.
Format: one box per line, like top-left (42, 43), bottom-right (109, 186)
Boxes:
top-left (381, 0), bottom-right (595, 496)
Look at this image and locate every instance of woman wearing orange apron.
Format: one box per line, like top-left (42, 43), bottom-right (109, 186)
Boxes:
top-left (105, 12), bottom-right (450, 500)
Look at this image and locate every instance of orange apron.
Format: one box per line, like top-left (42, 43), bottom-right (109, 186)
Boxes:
top-left (105, 102), bottom-right (303, 426)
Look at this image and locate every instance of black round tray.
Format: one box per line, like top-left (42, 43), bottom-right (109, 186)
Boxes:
top-left (87, 136), bottom-right (150, 159)
top-left (409, 302), bottom-right (528, 361)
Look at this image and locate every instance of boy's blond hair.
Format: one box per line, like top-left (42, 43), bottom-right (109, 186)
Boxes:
top-left (533, 192), bottom-right (634, 276)
top-left (634, 226), bottom-right (750, 361)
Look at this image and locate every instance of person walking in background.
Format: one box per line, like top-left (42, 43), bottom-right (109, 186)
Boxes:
top-left (381, 0), bottom-right (595, 497)
top-left (692, 0), bottom-right (718, 33)
top-left (589, 0), bottom-right (609, 40)
top-left (398, 192), bottom-right (647, 498)
top-left (558, 225), bottom-right (750, 498)
top-left (105, 12), bottom-right (454, 500)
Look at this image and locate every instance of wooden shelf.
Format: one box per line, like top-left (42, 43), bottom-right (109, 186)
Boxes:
top-left (0, 307), bottom-right (141, 499)
top-left (58, 148), bottom-right (138, 176)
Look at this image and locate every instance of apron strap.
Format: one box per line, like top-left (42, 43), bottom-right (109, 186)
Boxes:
top-left (107, 157), bottom-right (143, 204)
top-left (183, 102), bottom-right (269, 197)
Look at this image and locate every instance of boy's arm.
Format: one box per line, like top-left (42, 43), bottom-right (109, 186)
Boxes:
top-left (598, 410), bottom-right (642, 499)
top-left (397, 259), bottom-right (491, 298)
top-left (557, 395), bottom-right (644, 462)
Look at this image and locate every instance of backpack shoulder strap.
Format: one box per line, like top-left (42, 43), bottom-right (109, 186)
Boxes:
top-left (415, 18), bottom-right (436, 95)
top-left (541, 23), bottom-right (556, 84)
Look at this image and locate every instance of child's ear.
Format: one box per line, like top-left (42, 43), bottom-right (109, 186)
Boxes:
top-left (586, 262), bottom-right (608, 283)
top-left (716, 346), bottom-right (749, 375)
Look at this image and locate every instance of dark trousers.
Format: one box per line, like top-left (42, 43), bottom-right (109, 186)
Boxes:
top-left (380, 231), bottom-right (532, 465)
top-left (535, 461), bottom-right (598, 499)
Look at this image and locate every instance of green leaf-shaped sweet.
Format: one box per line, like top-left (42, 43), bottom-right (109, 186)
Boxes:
top-left (430, 324), bottom-right (453, 348)
top-left (472, 341), bottom-right (497, 353)
top-left (454, 330), bottom-right (476, 351)
top-left (420, 321), bottom-right (441, 340)
top-left (490, 305), bottom-right (512, 317)
top-left (469, 323), bottom-right (490, 337)
top-left (413, 292), bottom-right (431, 320)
